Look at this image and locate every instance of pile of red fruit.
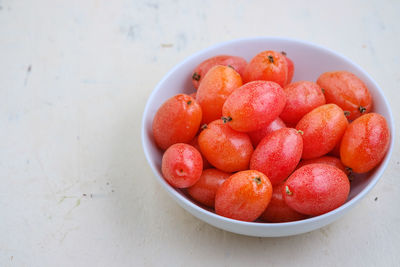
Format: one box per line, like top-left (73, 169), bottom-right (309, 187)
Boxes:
top-left (152, 50), bottom-right (390, 223)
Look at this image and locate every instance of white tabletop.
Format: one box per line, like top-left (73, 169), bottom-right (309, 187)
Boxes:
top-left (1, 0), bottom-right (399, 266)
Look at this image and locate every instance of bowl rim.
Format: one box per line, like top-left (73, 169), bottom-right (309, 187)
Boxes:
top-left (141, 36), bottom-right (395, 229)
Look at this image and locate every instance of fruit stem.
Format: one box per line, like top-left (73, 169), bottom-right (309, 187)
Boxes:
top-left (281, 51), bottom-right (287, 56)
top-left (192, 72), bottom-right (201, 81)
top-left (297, 130), bottom-right (304, 135)
top-left (346, 167), bottom-right (354, 182)
top-left (344, 111), bottom-right (351, 117)
top-left (285, 186), bottom-right (293, 195)
top-left (321, 88), bottom-right (325, 93)
top-left (221, 116), bottom-right (232, 123)
top-left (201, 124), bottom-right (208, 130)
top-left (268, 55), bottom-right (274, 63)
top-left (359, 106), bottom-right (367, 113)
top-left (187, 100), bottom-right (192, 105)
top-left (253, 177), bottom-right (262, 185)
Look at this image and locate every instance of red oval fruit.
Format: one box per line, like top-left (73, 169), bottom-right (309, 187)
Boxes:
top-left (284, 164), bottom-right (350, 216)
top-left (340, 113), bottom-right (390, 173)
top-left (215, 170), bottom-right (272, 222)
top-left (189, 136), bottom-right (212, 169)
top-left (329, 138), bottom-right (342, 157)
top-left (192, 55), bottom-right (247, 89)
top-left (189, 92), bottom-right (196, 99)
top-left (260, 182), bottom-right (307, 223)
top-left (284, 54), bottom-right (294, 85)
top-left (187, 168), bottom-right (230, 207)
top-left (280, 81), bottom-right (326, 126)
top-left (316, 71), bottom-right (372, 121)
top-left (198, 120), bottom-right (253, 172)
top-left (296, 156), bottom-right (347, 173)
top-left (248, 117), bottom-right (286, 147)
top-left (222, 81), bottom-right (286, 132)
top-left (296, 104), bottom-right (348, 159)
top-left (152, 94), bottom-right (202, 150)
top-left (250, 128), bottom-right (303, 185)
top-left (161, 143), bottom-right (203, 188)
top-left (197, 65), bottom-right (242, 123)
top-left (243, 50), bottom-right (288, 87)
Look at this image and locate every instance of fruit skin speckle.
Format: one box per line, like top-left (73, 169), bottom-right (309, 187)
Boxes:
top-left (283, 164), bottom-right (350, 216)
top-left (316, 71), bottom-right (372, 121)
top-left (280, 81), bottom-right (326, 126)
top-left (340, 113), bottom-right (390, 173)
top-left (196, 65), bottom-right (242, 124)
top-left (152, 94), bottom-right (202, 150)
top-left (296, 104), bottom-right (348, 159)
top-left (187, 168), bottom-right (230, 208)
top-left (296, 155), bottom-right (347, 174)
top-left (247, 117), bottom-right (286, 147)
top-left (222, 80), bottom-right (286, 132)
top-left (260, 182), bottom-right (307, 223)
top-left (191, 55), bottom-right (247, 89)
top-left (215, 170), bottom-right (272, 222)
top-left (161, 143), bottom-right (203, 188)
top-left (198, 120), bottom-right (253, 173)
top-left (243, 50), bottom-right (288, 87)
top-left (250, 128), bottom-right (303, 186)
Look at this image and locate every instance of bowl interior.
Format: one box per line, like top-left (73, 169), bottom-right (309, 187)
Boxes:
top-left (142, 37), bottom-right (394, 236)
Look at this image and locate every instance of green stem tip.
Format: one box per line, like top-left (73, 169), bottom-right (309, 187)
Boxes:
top-left (253, 177), bottom-right (262, 185)
top-left (285, 185), bottom-right (293, 195)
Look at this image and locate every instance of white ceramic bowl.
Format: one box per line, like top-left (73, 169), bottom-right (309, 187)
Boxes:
top-left (141, 37), bottom-right (395, 237)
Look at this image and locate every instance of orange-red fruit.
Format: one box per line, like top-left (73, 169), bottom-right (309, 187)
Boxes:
top-left (215, 170), bottom-right (272, 222)
top-left (296, 156), bottom-right (347, 173)
top-left (284, 164), bottom-right (350, 216)
top-left (330, 138), bottom-right (342, 157)
top-left (316, 71), bottom-right (372, 121)
top-left (161, 143), bottom-right (203, 188)
top-left (243, 50), bottom-right (288, 87)
top-left (296, 104), bottom-right (348, 159)
top-left (222, 81), bottom-right (286, 132)
top-left (260, 182), bottom-right (307, 223)
top-left (192, 55), bottom-right (247, 89)
top-left (340, 113), bottom-right (390, 173)
top-left (197, 65), bottom-right (242, 123)
top-left (152, 94), bottom-right (202, 150)
top-left (189, 92), bottom-right (196, 99)
top-left (250, 128), bottom-right (303, 185)
top-left (187, 168), bottom-right (230, 207)
top-left (198, 120), bottom-right (253, 172)
top-left (280, 81), bottom-right (326, 125)
top-left (248, 117), bottom-right (286, 147)
top-left (284, 55), bottom-right (294, 85)
top-left (189, 136), bottom-right (212, 169)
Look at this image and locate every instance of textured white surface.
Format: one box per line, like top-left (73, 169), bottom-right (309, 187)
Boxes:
top-left (0, 0), bottom-right (399, 266)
